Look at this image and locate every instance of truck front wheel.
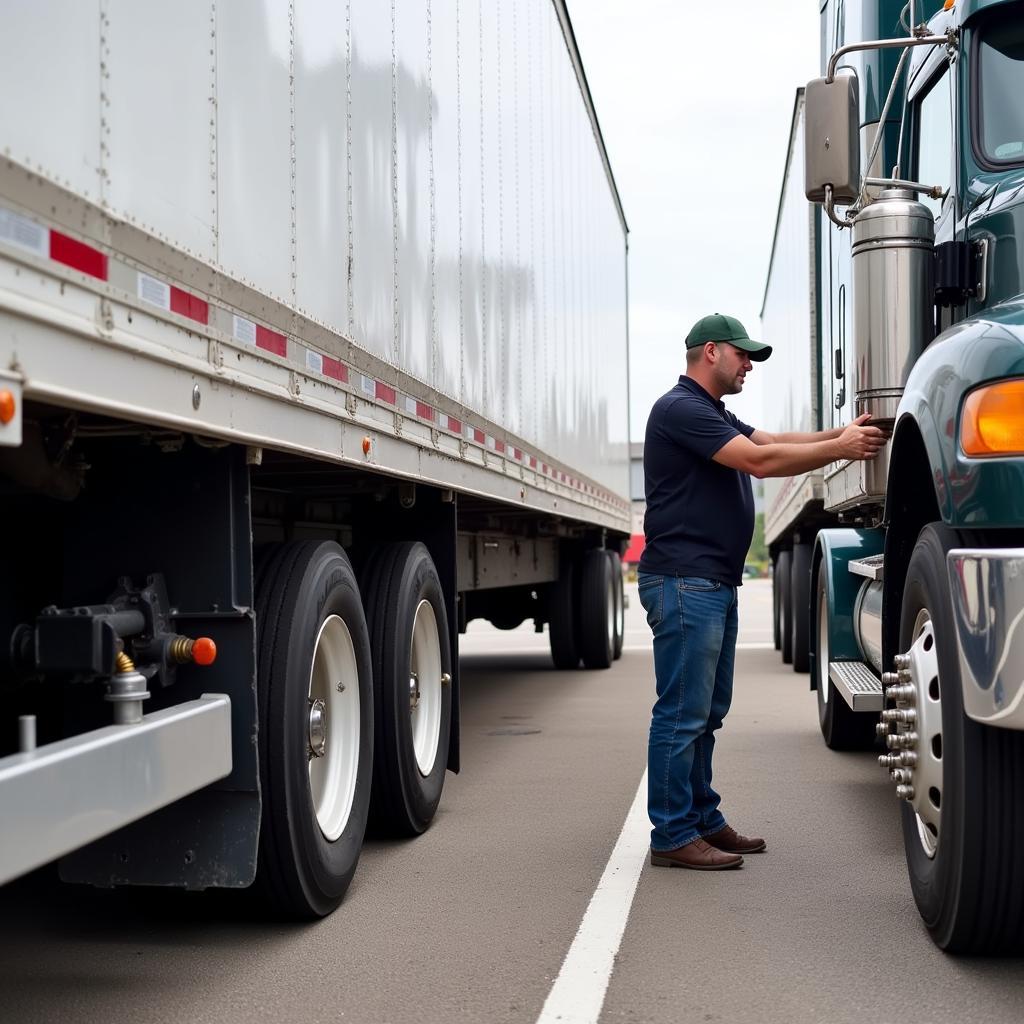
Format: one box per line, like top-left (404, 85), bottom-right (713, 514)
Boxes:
top-left (896, 524), bottom-right (1024, 952)
top-left (255, 541), bottom-right (374, 918)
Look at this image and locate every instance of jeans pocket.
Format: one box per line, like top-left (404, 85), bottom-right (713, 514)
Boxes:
top-left (680, 576), bottom-right (721, 592)
top-left (637, 575), bottom-right (664, 628)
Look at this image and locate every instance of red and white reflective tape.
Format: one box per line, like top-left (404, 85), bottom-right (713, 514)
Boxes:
top-left (138, 272), bottom-right (208, 325)
top-left (0, 203), bottom-right (630, 513)
top-left (0, 207), bottom-right (107, 281)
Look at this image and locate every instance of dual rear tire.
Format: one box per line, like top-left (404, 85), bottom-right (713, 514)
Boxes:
top-left (548, 548), bottom-right (623, 670)
top-left (255, 539), bottom-right (451, 918)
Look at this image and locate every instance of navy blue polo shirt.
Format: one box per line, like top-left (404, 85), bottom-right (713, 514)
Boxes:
top-left (639, 375), bottom-right (756, 586)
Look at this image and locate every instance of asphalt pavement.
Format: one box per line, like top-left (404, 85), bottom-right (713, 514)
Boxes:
top-left (1, 580), bottom-right (1023, 1024)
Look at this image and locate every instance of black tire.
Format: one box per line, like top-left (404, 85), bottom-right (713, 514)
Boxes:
top-left (579, 548), bottom-right (614, 669)
top-left (256, 540), bottom-right (374, 918)
top-left (772, 556), bottom-right (782, 651)
top-left (549, 558), bottom-right (580, 670)
top-left (777, 550), bottom-right (793, 664)
top-left (607, 551), bottom-right (625, 661)
top-left (813, 558), bottom-right (876, 751)
top-left (899, 524), bottom-right (1024, 953)
top-left (791, 543), bottom-right (812, 673)
top-left (362, 542), bottom-right (452, 837)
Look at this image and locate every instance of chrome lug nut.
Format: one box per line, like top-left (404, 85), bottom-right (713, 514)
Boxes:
top-left (885, 684), bottom-right (916, 703)
top-left (891, 768), bottom-right (913, 785)
top-left (894, 654), bottom-right (911, 669)
top-left (876, 721), bottom-right (890, 737)
top-left (881, 671), bottom-right (900, 686)
top-left (896, 784), bottom-right (915, 800)
top-left (899, 750), bottom-right (918, 767)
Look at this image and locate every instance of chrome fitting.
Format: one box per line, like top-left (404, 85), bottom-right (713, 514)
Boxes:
top-left (894, 653), bottom-right (911, 669)
top-left (875, 721), bottom-right (890, 737)
top-left (896, 784), bottom-right (915, 800)
top-left (899, 750), bottom-right (918, 767)
top-left (105, 668), bottom-right (151, 725)
top-left (885, 684), bottom-right (916, 703)
top-left (879, 753), bottom-right (899, 768)
top-left (881, 671), bottom-right (900, 686)
top-left (891, 768), bottom-right (913, 785)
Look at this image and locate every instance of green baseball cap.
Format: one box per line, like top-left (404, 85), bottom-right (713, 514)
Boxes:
top-left (685, 313), bottom-right (772, 361)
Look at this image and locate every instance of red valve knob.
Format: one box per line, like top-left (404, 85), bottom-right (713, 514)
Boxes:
top-left (192, 637), bottom-right (217, 666)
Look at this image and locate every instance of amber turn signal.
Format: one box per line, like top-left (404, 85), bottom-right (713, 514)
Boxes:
top-left (0, 389), bottom-right (15, 425)
top-left (961, 379), bottom-right (1024, 456)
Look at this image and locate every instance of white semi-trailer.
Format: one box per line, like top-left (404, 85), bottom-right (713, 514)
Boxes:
top-left (0, 0), bottom-right (630, 918)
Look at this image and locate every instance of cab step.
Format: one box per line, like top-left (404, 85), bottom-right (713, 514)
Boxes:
top-left (828, 661), bottom-right (883, 711)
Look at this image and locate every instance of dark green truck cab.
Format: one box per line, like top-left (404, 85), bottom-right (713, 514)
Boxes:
top-left (801, 0), bottom-right (1024, 952)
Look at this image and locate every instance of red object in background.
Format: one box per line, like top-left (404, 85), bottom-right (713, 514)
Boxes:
top-left (624, 533), bottom-right (645, 564)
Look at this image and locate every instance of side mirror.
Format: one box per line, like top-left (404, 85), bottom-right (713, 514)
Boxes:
top-left (804, 74), bottom-right (861, 205)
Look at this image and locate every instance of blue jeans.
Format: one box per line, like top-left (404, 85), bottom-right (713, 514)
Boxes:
top-left (637, 573), bottom-right (738, 852)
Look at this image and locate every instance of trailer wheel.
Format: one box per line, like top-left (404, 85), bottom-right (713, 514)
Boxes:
top-left (607, 551), bottom-right (625, 660)
top-left (549, 559), bottom-right (580, 670)
top-left (898, 524), bottom-right (1024, 952)
top-left (579, 548), bottom-right (614, 669)
top-left (777, 550), bottom-right (793, 664)
top-left (790, 543), bottom-right (812, 672)
top-left (363, 542), bottom-right (452, 837)
top-left (256, 541), bottom-right (373, 918)
top-left (813, 559), bottom-right (875, 750)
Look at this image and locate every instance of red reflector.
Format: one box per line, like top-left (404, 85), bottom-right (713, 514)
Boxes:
top-left (446, 418), bottom-right (462, 435)
top-left (416, 401), bottom-right (434, 421)
top-left (494, 440), bottom-right (505, 454)
top-left (529, 456), bottom-right (537, 469)
top-left (256, 325), bottom-right (287, 357)
top-left (473, 428), bottom-right (485, 444)
top-left (322, 356), bottom-right (348, 382)
top-left (513, 447), bottom-right (523, 461)
top-left (170, 286), bottom-right (209, 325)
top-left (50, 231), bottom-right (107, 280)
top-left (375, 382), bottom-right (396, 405)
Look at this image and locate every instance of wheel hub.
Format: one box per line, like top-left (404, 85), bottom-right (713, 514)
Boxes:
top-left (877, 611), bottom-right (943, 858)
top-left (308, 697), bottom-right (327, 758)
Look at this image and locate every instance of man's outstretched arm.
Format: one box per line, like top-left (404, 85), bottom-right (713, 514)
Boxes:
top-left (714, 414), bottom-right (887, 478)
top-left (749, 426), bottom-right (845, 445)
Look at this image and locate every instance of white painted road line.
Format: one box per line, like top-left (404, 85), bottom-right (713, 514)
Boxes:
top-left (535, 769), bottom-right (649, 1024)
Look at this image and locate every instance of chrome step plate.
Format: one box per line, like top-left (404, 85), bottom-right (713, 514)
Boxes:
top-left (847, 554), bottom-right (884, 581)
top-left (829, 661), bottom-right (883, 711)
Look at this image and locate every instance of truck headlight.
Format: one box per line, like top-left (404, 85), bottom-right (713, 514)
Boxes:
top-left (961, 378), bottom-right (1024, 456)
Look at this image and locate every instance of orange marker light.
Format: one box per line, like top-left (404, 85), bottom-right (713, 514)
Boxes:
top-left (362, 436), bottom-right (372, 456)
top-left (0, 390), bottom-right (15, 425)
top-left (961, 379), bottom-right (1024, 456)
top-left (192, 637), bottom-right (217, 666)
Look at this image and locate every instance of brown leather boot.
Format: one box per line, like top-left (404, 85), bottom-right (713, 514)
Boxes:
top-left (650, 838), bottom-right (743, 870)
top-left (703, 825), bottom-right (766, 854)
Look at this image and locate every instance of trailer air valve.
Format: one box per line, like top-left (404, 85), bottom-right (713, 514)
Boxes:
top-left (105, 652), bottom-right (150, 725)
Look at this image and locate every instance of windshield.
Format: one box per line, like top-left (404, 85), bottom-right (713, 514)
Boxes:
top-left (977, 19), bottom-right (1024, 164)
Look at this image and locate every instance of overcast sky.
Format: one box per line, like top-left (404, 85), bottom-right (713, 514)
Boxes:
top-left (568, 1), bottom-right (820, 437)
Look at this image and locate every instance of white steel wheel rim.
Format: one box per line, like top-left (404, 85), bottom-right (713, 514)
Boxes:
top-left (307, 614), bottom-right (361, 842)
top-left (818, 585), bottom-right (830, 705)
top-left (907, 609), bottom-right (943, 859)
top-left (410, 599), bottom-right (443, 777)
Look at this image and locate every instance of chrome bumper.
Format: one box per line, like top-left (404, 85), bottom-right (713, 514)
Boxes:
top-left (0, 694), bottom-right (232, 886)
top-left (948, 549), bottom-right (1024, 729)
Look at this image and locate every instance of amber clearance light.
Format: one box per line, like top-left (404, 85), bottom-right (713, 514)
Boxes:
top-left (961, 379), bottom-right (1024, 456)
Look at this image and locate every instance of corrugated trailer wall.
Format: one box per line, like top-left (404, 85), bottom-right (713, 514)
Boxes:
top-left (0, 0), bottom-right (629, 501)
top-left (759, 90), bottom-right (821, 547)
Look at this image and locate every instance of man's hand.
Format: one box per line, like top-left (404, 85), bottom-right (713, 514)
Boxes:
top-left (837, 413), bottom-right (889, 461)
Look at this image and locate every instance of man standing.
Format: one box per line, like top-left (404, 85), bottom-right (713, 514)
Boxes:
top-left (638, 314), bottom-right (886, 870)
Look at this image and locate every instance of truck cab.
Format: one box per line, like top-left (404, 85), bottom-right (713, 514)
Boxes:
top-left (789, 0), bottom-right (1024, 952)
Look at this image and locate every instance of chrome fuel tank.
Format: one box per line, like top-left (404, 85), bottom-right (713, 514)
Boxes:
top-left (830, 189), bottom-right (935, 508)
top-left (852, 188), bottom-right (935, 418)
